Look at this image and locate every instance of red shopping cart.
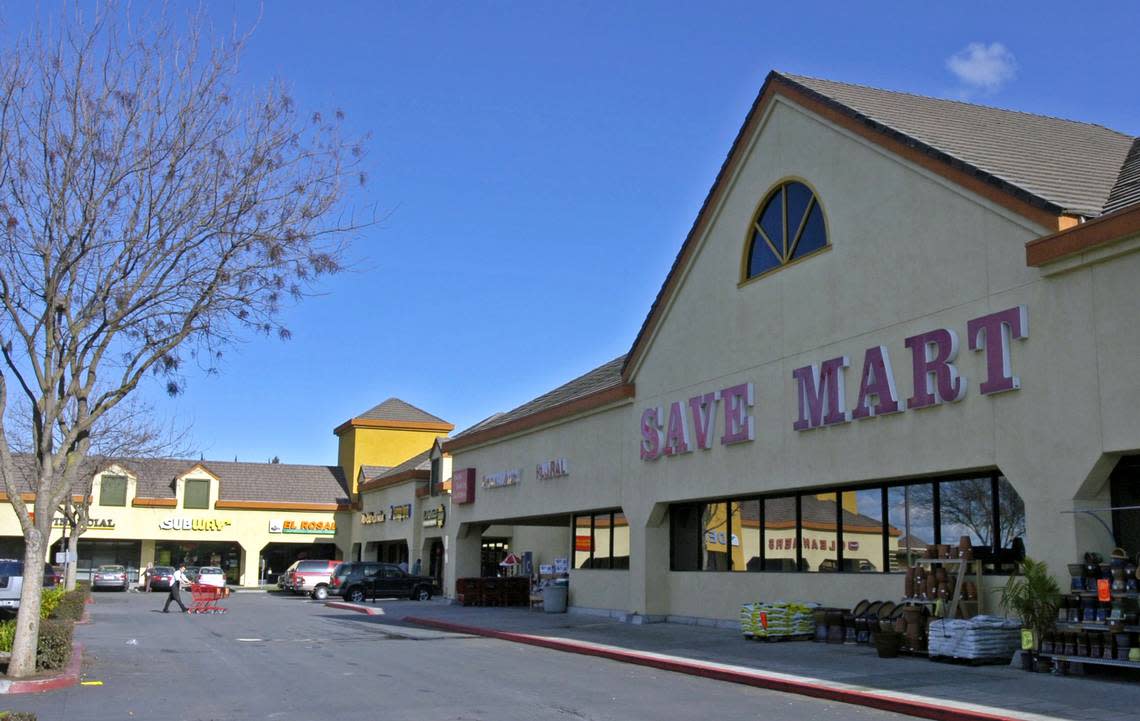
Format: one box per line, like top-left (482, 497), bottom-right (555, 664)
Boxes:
top-left (188, 583), bottom-right (229, 614)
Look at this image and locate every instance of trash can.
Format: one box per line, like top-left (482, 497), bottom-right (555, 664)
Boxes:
top-left (542, 584), bottom-right (568, 613)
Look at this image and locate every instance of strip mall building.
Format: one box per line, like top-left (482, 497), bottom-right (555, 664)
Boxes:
top-left (435, 72), bottom-right (1140, 623)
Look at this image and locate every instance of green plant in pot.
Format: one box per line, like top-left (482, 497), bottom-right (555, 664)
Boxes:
top-left (999, 557), bottom-right (1061, 655)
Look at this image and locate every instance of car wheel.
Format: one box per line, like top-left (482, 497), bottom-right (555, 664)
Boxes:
top-left (311, 585), bottom-right (329, 601)
top-left (346, 586), bottom-right (365, 603)
top-left (415, 586), bottom-right (431, 602)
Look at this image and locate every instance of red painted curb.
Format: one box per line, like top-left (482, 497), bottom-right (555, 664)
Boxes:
top-left (401, 617), bottom-right (1019, 721)
top-left (3, 642), bottom-right (83, 695)
top-left (324, 601), bottom-right (383, 616)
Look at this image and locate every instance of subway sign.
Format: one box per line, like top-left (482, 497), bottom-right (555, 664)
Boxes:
top-left (159, 517), bottom-right (232, 531)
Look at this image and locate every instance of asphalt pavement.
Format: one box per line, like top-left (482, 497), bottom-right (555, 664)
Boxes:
top-left (1, 590), bottom-right (910, 721)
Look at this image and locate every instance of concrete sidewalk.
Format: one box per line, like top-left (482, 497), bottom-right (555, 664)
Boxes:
top-left (394, 605), bottom-right (1139, 721)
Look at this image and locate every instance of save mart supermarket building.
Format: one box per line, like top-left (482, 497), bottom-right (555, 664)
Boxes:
top-left (436, 72), bottom-right (1140, 623)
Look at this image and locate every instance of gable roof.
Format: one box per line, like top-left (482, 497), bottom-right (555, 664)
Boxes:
top-left (334, 397), bottom-right (454, 436)
top-left (1104, 138), bottom-right (1140, 215)
top-left (444, 356), bottom-right (633, 453)
top-left (622, 70), bottom-right (1135, 382)
top-left (359, 449), bottom-right (431, 493)
top-left (784, 74), bottom-right (1133, 218)
top-left (356, 398), bottom-right (449, 425)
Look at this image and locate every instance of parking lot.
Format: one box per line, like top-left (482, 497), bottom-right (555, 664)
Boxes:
top-left (1, 590), bottom-right (909, 721)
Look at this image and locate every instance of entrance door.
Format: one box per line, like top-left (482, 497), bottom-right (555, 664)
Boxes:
top-left (428, 540), bottom-right (444, 586)
top-left (1111, 456), bottom-right (1140, 552)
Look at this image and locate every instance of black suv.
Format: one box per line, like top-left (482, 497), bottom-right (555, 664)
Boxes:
top-left (330, 562), bottom-right (434, 603)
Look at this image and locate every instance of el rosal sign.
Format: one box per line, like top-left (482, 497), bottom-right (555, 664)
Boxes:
top-left (640, 306), bottom-right (1028, 458)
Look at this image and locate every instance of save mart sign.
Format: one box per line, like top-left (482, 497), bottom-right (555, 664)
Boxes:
top-left (268, 519), bottom-right (336, 535)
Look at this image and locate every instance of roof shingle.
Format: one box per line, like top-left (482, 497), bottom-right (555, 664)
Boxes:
top-left (353, 398), bottom-right (449, 426)
top-left (781, 73), bottom-right (1135, 217)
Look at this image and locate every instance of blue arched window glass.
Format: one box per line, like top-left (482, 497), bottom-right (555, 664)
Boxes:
top-left (745, 181), bottom-right (828, 280)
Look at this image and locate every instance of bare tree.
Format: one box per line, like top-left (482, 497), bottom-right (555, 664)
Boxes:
top-left (0, 4), bottom-right (366, 676)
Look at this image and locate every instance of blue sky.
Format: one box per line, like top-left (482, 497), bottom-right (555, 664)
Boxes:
top-left (12, 2), bottom-right (1137, 467)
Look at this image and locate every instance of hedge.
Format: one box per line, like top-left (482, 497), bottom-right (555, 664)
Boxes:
top-left (0, 712), bottom-right (37, 720)
top-left (0, 585), bottom-right (88, 672)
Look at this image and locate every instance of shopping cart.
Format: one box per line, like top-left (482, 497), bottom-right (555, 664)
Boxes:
top-left (187, 583), bottom-right (229, 614)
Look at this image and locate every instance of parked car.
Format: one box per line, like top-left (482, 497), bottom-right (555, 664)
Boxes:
top-left (288, 559), bottom-right (340, 600)
top-left (184, 566), bottom-right (201, 584)
top-left (196, 567), bottom-right (225, 588)
top-left (92, 564), bottom-right (130, 591)
top-left (330, 562), bottom-right (434, 603)
top-left (148, 566), bottom-right (175, 591)
top-left (0, 560), bottom-right (58, 613)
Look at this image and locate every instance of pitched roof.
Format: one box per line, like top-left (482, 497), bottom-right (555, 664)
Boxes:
top-left (444, 356), bottom-right (630, 452)
top-left (2, 455), bottom-right (350, 506)
top-left (359, 465), bottom-right (392, 482)
top-left (782, 73), bottom-right (1134, 218)
top-left (374, 450), bottom-right (431, 480)
top-left (353, 398), bottom-right (450, 426)
top-left (1104, 138), bottom-right (1140, 215)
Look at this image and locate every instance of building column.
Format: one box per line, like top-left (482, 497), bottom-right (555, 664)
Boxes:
top-left (239, 541), bottom-right (264, 587)
top-left (445, 522), bottom-right (487, 599)
top-left (626, 502), bottom-right (669, 621)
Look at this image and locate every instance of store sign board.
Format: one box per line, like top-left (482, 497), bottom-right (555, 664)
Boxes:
top-left (422, 504), bottom-right (446, 528)
top-left (482, 468), bottom-right (521, 489)
top-left (389, 504), bottom-right (412, 522)
top-left (361, 511), bottom-right (385, 525)
top-left (30, 513), bottom-right (115, 531)
top-left (536, 457), bottom-right (569, 481)
top-left (159, 517), bottom-right (232, 531)
top-left (638, 306), bottom-right (1029, 456)
top-left (269, 519), bottom-right (336, 535)
top-left (452, 468), bottom-right (476, 504)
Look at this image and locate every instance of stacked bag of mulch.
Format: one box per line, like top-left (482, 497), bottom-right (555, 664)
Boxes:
top-left (927, 615), bottom-right (1022, 659)
top-left (740, 601), bottom-right (818, 639)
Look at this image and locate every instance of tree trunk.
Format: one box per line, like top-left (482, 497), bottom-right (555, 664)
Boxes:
top-left (8, 530), bottom-right (45, 677)
top-left (65, 532), bottom-right (80, 591)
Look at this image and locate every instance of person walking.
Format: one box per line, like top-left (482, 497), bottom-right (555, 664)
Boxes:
top-left (163, 564), bottom-right (191, 613)
top-left (141, 562), bottom-right (154, 593)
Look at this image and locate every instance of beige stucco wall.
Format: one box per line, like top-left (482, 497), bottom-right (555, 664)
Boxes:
top-left (569, 569), bottom-right (629, 610)
top-left (440, 97), bottom-right (1140, 622)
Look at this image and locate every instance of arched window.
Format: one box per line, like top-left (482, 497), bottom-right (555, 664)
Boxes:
top-left (744, 180), bottom-right (828, 280)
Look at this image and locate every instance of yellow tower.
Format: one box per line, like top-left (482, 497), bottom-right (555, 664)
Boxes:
top-left (335, 398), bottom-right (453, 495)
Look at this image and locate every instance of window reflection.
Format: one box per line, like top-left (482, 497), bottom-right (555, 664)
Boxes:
top-left (841, 489), bottom-right (887, 572)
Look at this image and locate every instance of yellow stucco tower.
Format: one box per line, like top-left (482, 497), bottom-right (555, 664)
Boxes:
top-left (335, 398), bottom-right (454, 495)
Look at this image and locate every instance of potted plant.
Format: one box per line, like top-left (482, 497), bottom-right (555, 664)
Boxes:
top-left (999, 557), bottom-right (1061, 666)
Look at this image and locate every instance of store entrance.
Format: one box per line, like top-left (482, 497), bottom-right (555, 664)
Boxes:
top-left (155, 541), bottom-right (241, 585)
top-left (481, 538), bottom-right (511, 578)
top-left (427, 539), bottom-right (444, 587)
top-left (49, 538), bottom-right (141, 583)
top-left (260, 542), bottom-right (337, 585)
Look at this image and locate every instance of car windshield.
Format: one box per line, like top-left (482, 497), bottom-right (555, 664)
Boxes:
top-left (199, 567), bottom-right (222, 574)
top-left (0, 561), bottom-right (23, 575)
top-left (98, 566), bottom-right (125, 572)
top-left (297, 561), bottom-right (330, 572)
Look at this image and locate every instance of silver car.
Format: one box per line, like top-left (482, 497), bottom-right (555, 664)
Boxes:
top-left (91, 564), bottom-right (130, 591)
top-left (0, 559), bottom-right (59, 613)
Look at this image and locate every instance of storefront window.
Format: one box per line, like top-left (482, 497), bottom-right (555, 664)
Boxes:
top-left (670, 503), bottom-right (700, 571)
top-left (573, 515), bottom-right (592, 569)
top-left (100, 475), bottom-right (127, 507)
top-left (801, 493), bottom-right (839, 572)
top-left (700, 502), bottom-right (730, 571)
top-left (612, 512), bottom-right (630, 569)
top-left (939, 477), bottom-right (994, 549)
top-left (184, 479), bottom-right (210, 509)
top-left (995, 476), bottom-right (1027, 571)
top-left (763, 497), bottom-right (797, 571)
top-left (593, 513), bottom-right (613, 570)
top-left (838, 489), bottom-right (884, 572)
top-left (888, 484), bottom-right (935, 570)
top-left (732, 500), bottom-right (760, 572)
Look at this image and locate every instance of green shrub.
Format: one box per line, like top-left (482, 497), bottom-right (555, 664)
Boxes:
top-left (0, 621), bottom-right (14, 653)
top-left (0, 712), bottom-right (38, 720)
top-left (39, 587), bottom-right (65, 620)
top-left (51, 587), bottom-right (89, 622)
top-left (34, 619), bottom-right (73, 671)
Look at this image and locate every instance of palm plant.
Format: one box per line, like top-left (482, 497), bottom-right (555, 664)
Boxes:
top-left (999, 558), bottom-right (1061, 648)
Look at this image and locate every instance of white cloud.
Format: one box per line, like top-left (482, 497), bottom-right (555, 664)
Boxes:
top-left (946, 42), bottom-right (1017, 94)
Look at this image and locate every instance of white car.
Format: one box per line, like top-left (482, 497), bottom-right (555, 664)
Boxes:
top-left (196, 566), bottom-right (226, 587)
